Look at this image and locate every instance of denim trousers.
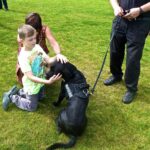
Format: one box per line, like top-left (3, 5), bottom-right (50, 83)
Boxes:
top-left (11, 86), bottom-right (45, 112)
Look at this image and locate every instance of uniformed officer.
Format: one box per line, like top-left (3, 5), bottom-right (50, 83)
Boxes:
top-left (104, 0), bottom-right (150, 104)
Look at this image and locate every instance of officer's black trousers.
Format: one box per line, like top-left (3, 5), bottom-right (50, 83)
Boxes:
top-left (0, 0), bottom-right (8, 9)
top-left (110, 16), bottom-right (150, 92)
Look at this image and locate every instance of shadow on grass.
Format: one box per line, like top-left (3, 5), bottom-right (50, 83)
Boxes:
top-left (1, 145), bottom-right (34, 150)
top-left (0, 9), bottom-right (29, 31)
top-left (0, 23), bottom-right (14, 31)
top-left (15, 144), bottom-right (34, 150)
top-left (8, 9), bottom-right (27, 15)
top-left (137, 85), bottom-right (150, 104)
top-left (83, 95), bottom-right (138, 149)
top-left (36, 82), bottom-right (66, 117)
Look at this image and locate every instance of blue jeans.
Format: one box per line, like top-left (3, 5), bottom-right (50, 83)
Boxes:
top-left (11, 86), bottom-right (45, 112)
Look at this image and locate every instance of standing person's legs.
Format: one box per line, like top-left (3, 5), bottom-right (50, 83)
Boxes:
top-left (2, 0), bottom-right (8, 10)
top-left (125, 39), bottom-right (144, 92)
top-left (110, 31), bottom-right (126, 78)
top-left (0, 0), bottom-right (2, 9)
top-left (104, 17), bottom-right (127, 85)
top-left (123, 20), bottom-right (150, 104)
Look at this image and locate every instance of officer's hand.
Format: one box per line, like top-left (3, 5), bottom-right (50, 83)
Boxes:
top-left (123, 7), bottom-right (140, 21)
top-left (113, 6), bottom-right (124, 16)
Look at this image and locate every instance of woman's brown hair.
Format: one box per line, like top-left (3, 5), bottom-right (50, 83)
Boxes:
top-left (25, 13), bottom-right (42, 32)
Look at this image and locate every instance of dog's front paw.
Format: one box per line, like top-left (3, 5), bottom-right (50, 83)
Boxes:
top-left (52, 101), bottom-right (60, 107)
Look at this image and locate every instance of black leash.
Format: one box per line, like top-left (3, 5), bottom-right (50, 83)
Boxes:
top-left (90, 31), bottom-right (115, 95)
top-left (90, 16), bottom-right (123, 95)
top-left (90, 40), bottom-right (110, 94)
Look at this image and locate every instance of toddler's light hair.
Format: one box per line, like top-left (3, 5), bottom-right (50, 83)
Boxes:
top-left (18, 24), bottom-right (36, 40)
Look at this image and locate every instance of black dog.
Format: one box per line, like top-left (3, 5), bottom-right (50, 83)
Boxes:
top-left (46, 62), bottom-right (90, 150)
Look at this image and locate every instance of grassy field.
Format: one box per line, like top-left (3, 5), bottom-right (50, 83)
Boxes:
top-left (0, 0), bottom-right (150, 150)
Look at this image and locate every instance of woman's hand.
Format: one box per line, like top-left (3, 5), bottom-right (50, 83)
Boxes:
top-left (56, 54), bottom-right (68, 63)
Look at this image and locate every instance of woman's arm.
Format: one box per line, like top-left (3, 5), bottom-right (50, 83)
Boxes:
top-left (45, 26), bottom-right (60, 54)
top-left (45, 26), bottom-right (68, 63)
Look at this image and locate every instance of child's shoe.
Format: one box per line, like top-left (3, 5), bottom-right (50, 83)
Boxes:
top-left (2, 86), bottom-right (19, 111)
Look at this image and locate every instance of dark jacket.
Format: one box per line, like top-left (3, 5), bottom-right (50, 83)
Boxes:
top-left (119, 0), bottom-right (150, 17)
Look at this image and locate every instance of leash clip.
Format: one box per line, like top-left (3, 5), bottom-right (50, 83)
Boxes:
top-left (83, 89), bottom-right (89, 97)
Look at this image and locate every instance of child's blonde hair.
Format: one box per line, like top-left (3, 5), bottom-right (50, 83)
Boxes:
top-left (18, 24), bottom-right (36, 40)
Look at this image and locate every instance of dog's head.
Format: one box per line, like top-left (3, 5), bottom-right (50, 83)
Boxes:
top-left (46, 62), bottom-right (86, 83)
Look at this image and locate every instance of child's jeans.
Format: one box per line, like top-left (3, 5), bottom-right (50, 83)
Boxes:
top-left (11, 86), bottom-right (45, 112)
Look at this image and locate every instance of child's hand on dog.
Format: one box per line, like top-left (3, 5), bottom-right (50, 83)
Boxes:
top-left (47, 73), bottom-right (62, 84)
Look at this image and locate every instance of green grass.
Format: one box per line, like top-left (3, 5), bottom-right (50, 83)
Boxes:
top-left (0, 0), bottom-right (150, 150)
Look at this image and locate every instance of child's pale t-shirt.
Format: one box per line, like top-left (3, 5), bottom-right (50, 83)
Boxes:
top-left (18, 44), bottom-right (48, 95)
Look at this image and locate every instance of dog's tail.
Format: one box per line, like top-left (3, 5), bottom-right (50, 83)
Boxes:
top-left (46, 135), bottom-right (77, 150)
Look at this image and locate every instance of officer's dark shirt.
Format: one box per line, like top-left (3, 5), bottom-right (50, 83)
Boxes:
top-left (119, 0), bottom-right (150, 17)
